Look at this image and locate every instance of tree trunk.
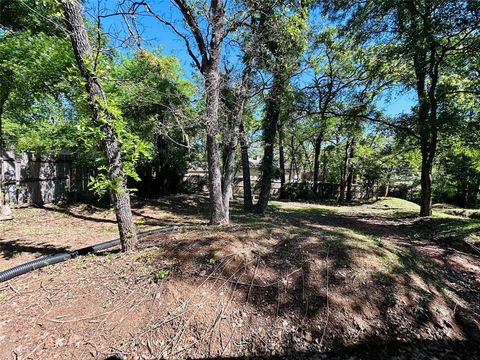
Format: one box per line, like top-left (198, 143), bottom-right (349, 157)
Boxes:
top-left (0, 99), bottom-right (6, 207)
top-left (417, 88), bottom-right (438, 216)
top-left (288, 135), bottom-right (295, 181)
top-left (0, 75), bottom-right (11, 206)
top-left (346, 138), bottom-right (355, 202)
top-left (204, 71), bottom-right (227, 225)
top-left (321, 150), bottom-right (328, 182)
top-left (0, 96), bottom-right (5, 206)
top-left (278, 119), bottom-right (286, 199)
top-left (240, 121), bottom-right (254, 212)
top-left (420, 146), bottom-right (434, 216)
top-left (173, 0), bottom-right (227, 224)
top-left (384, 173), bottom-right (391, 197)
top-left (338, 140), bottom-right (349, 203)
top-left (412, 19), bottom-right (441, 216)
top-left (312, 132), bottom-right (323, 198)
top-left (255, 76), bottom-right (283, 213)
top-left (62, 0), bottom-right (137, 251)
top-left (199, 0), bottom-right (228, 225)
top-left (222, 67), bottom-right (251, 219)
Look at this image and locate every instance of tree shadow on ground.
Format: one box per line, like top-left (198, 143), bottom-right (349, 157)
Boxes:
top-left (189, 339), bottom-right (479, 359)
top-left (143, 199), bottom-right (480, 357)
top-left (38, 204), bottom-right (118, 224)
top-left (37, 195), bottom-right (211, 227)
top-left (0, 238), bottom-right (69, 260)
top-left (133, 195), bottom-right (211, 219)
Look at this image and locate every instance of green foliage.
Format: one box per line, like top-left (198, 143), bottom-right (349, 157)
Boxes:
top-left (0, 2), bottom-right (81, 156)
top-left (248, 0), bottom-right (309, 78)
top-left (1, 0), bottom-right (479, 210)
top-left (153, 267), bottom-right (170, 281)
top-left (434, 136), bottom-right (480, 208)
top-left (82, 108), bottom-right (151, 197)
top-left (108, 50), bottom-right (199, 196)
top-left (0, 0), bottom-right (65, 35)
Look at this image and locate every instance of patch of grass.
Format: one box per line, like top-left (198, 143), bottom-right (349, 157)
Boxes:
top-left (194, 250), bottom-right (217, 265)
top-left (269, 201), bottom-right (337, 216)
top-left (0, 293), bottom-right (8, 301)
top-left (324, 237), bottom-right (344, 249)
top-left (417, 215), bottom-right (480, 244)
top-left (134, 250), bottom-right (158, 263)
top-left (387, 248), bottom-right (440, 288)
top-left (135, 217), bottom-right (146, 226)
top-left (233, 215), bottom-right (264, 225)
top-left (373, 270), bottom-right (395, 286)
top-left (432, 203), bottom-right (460, 209)
top-left (372, 197), bottom-right (419, 211)
top-left (152, 267), bottom-right (170, 281)
top-left (10, 251), bottom-right (22, 259)
top-left (412, 291), bottom-right (434, 318)
top-left (299, 227), bottom-right (315, 236)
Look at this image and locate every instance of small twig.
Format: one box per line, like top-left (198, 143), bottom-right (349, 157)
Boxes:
top-left (85, 341), bottom-right (99, 358)
top-left (9, 283), bottom-right (18, 294)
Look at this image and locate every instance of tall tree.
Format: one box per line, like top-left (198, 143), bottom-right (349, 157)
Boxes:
top-left (221, 65), bottom-right (253, 219)
top-left (253, 0), bottom-right (309, 213)
top-left (138, 0), bottom-right (229, 224)
top-left (62, 0), bottom-right (137, 251)
top-left (324, 0), bottom-right (480, 215)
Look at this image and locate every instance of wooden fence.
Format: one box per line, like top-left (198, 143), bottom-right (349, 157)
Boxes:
top-left (0, 151), bottom-right (91, 206)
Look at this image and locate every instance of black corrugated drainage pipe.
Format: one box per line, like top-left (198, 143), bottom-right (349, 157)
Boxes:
top-left (0, 225), bottom-right (178, 282)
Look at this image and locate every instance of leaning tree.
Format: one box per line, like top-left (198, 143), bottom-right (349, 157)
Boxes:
top-left (62, 0), bottom-right (138, 250)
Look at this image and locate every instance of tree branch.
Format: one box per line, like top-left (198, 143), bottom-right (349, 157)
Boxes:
top-left (172, 0), bottom-right (209, 72)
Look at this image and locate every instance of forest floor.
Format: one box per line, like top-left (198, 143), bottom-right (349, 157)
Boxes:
top-left (0, 196), bottom-right (479, 359)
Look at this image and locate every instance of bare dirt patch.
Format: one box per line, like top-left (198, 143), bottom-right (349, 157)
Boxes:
top-left (0, 197), bottom-right (479, 359)
top-left (0, 196), bottom-right (208, 269)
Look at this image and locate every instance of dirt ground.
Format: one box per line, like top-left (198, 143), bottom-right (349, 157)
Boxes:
top-left (0, 196), bottom-right (479, 359)
top-left (0, 196), bottom-right (206, 269)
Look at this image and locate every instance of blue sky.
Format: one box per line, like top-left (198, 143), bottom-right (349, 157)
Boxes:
top-left (85, 0), bottom-right (416, 116)
top-left (378, 90), bottom-right (416, 116)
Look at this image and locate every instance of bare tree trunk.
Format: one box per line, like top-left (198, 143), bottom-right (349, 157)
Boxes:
top-left (338, 140), bottom-right (349, 203)
top-left (0, 99), bottom-right (5, 206)
top-left (0, 73), bottom-right (11, 207)
top-left (288, 135), bottom-right (295, 181)
top-left (417, 94), bottom-right (438, 216)
top-left (420, 145), bottom-right (435, 216)
top-left (240, 121), bottom-right (253, 212)
top-left (412, 19), bottom-right (441, 217)
top-left (321, 149), bottom-right (328, 183)
top-left (255, 76), bottom-right (283, 213)
top-left (417, 76), bottom-right (437, 217)
top-left (205, 71), bottom-right (227, 224)
top-left (62, 0), bottom-right (137, 251)
top-left (278, 119), bottom-right (286, 199)
top-left (346, 138), bottom-right (355, 202)
top-left (312, 132), bottom-right (323, 198)
top-left (200, 1), bottom-right (228, 225)
top-left (222, 67), bottom-right (251, 219)
top-left (384, 172), bottom-right (391, 197)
